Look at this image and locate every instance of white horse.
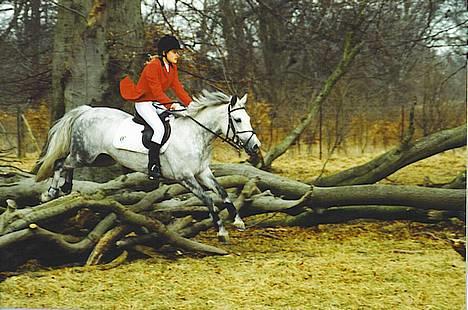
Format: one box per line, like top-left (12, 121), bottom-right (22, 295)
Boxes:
top-left (34, 91), bottom-right (261, 242)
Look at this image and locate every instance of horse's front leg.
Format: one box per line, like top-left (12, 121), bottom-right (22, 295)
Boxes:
top-left (197, 169), bottom-right (245, 231)
top-left (180, 175), bottom-right (229, 243)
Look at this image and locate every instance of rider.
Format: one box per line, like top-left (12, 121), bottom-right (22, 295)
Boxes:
top-left (120, 35), bottom-right (193, 180)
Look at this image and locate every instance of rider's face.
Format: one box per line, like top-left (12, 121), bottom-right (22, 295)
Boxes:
top-left (166, 50), bottom-right (180, 64)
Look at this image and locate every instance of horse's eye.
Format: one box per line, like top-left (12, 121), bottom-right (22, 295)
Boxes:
top-left (234, 118), bottom-right (241, 123)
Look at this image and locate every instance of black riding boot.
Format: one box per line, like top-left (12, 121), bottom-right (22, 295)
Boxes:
top-left (148, 143), bottom-right (162, 180)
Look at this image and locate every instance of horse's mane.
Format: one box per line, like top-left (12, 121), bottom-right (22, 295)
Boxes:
top-left (188, 90), bottom-right (230, 115)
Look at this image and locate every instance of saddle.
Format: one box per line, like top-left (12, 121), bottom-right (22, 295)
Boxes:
top-left (132, 110), bottom-right (172, 148)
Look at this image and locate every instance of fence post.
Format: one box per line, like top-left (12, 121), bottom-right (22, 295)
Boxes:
top-left (400, 104), bottom-right (405, 142)
top-left (16, 107), bottom-right (23, 158)
top-left (319, 101), bottom-right (323, 160)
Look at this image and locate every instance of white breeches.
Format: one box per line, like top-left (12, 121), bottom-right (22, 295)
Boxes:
top-left (135, 101), bottom-right (167, 144)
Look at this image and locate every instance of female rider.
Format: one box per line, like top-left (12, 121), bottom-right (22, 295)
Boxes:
top-left (120, 35), bottom-right (192, 180)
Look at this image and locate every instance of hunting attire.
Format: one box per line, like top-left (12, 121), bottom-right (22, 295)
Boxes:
top-left (120, 35), bottom-right (192, 180)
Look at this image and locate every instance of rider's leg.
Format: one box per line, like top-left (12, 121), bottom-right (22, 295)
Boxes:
top-left (135, 101), bottom-right (165, 179)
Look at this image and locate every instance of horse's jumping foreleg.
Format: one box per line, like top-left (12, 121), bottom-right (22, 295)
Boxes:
top-left (181, 176), bottom-right (229, 243)
top-left (197, 169), bottom-right (245, 231)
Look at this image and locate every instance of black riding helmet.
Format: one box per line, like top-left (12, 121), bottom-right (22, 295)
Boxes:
top-left (156, 35), bottom-right (182, 57)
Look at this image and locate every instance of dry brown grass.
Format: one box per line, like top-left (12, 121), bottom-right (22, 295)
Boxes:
top-left (0, 144), bottom-right (466, 309)
top-left (0, 223), bottom-right (464, 309)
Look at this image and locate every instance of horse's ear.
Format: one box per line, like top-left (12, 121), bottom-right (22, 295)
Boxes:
top-left (230, 95), bottom-right (238, 107)
top-left (240, 94), bottom-right (248, 105)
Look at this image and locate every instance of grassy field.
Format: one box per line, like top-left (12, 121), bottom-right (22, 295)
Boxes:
top-left (0, 146), bottom-right (466, 309)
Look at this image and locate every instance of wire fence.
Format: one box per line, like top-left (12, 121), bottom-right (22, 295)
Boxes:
top-left (0, 100), bottom-right (465, 160)
top-left (0, 103), bottom-right (49, 159)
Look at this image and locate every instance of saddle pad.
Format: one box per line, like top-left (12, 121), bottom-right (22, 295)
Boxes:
top-left (112, 117), bottom-right (170, 154)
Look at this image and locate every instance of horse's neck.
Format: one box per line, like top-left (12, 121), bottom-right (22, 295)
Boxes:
top-left (174, 105), bottom-right (226, 147)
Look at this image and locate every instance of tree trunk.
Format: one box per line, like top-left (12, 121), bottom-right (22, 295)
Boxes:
top-left (51, 0), bottom-right (144, 121)
top-left (314, 124), bottom-right (467, 186)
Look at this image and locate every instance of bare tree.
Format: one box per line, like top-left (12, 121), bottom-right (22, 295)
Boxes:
top-left (51, 0), bottom-right (145, 121)
top-left (0, 0), bottom-right (53, 109)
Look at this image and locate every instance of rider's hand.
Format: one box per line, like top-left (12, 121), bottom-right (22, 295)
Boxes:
top-left (170, 103), bottom-right (184, 110)
top-left (170, 103), bottom-right (188, 117)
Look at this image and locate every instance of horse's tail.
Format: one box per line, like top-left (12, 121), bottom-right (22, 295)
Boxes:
top-left (34, 105), bottom-right (92, 182)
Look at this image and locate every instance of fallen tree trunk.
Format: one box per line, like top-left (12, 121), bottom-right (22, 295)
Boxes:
top-left (274, 206), bottom-right (462, 227)
top-left (305, 185), bottom-right (464, 211)
top-left (212, 163), bottom-right (310, 199)
top-left (0, 172), bottom-right (156, 207)
top-left (314, 125), bottom-right (466, 186)
top-left (0, 171), bottom-right (248, 208)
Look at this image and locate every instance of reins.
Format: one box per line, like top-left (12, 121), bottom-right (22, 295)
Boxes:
top-left (186, 114), bottom-right (243, 151)
top-left (152, 101), bottom-right (253, 153)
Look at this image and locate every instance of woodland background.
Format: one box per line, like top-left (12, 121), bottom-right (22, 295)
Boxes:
top-left (0, 0), bottom-right (466, 163)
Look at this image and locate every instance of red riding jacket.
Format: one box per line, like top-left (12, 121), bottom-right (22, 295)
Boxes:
top-left (120, 59), bottom-right (192, 108)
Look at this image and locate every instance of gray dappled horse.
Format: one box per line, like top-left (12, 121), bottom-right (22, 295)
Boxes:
top-left (35, 91), bottom-right (261, 242)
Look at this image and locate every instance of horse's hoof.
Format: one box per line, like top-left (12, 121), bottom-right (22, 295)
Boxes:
top-left (233, 218), bottom-right (246, 231)
top-left (40, 192), bottom-right (54, 203)
top-left (217, 232), bottom-right (230, 244)
top-left (60, 184), bottom-right (72, 195)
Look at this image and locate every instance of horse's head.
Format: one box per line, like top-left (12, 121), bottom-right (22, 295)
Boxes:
top-left (226, 94), bottom-right (262, 155)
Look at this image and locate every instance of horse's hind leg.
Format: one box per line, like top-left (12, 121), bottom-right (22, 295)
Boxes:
top-left (41, 153), bottom-right (80, 202)
top-left (60, 168), bottom-right (74, 194)
top-left (180, 175), bottom-right (229, 243)
top-left (59, 150), bottom-right (88, 194)
top-left (197, 169), bottom-right (245, 231)
top-left (41, 159), bottom-right (65, 202)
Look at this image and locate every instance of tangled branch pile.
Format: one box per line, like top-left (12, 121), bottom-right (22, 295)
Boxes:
top-left (0, 163), bottom-right (465, 270)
